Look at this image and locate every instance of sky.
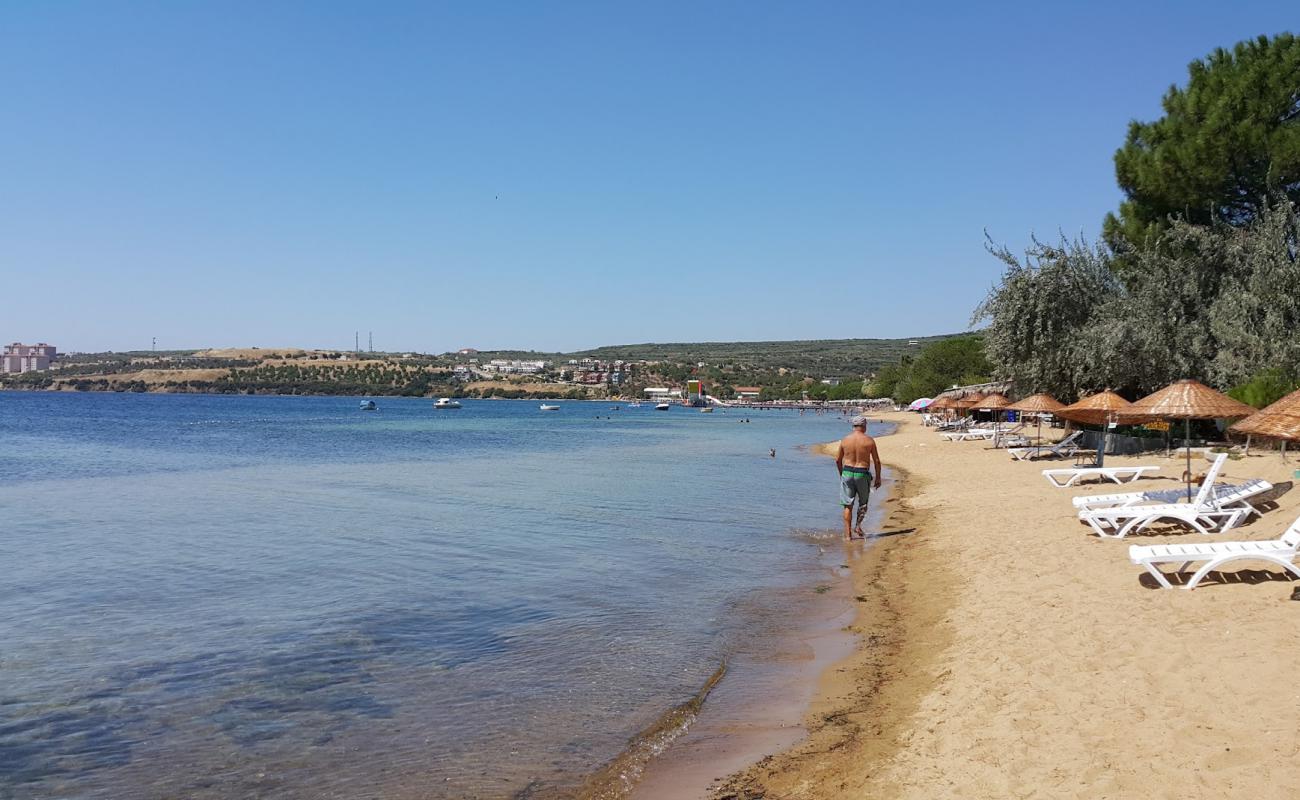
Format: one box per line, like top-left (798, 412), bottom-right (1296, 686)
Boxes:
top-left (1, 2), bottom-right (1294, 354)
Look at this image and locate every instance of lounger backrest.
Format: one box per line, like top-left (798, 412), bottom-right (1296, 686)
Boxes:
top-left (1214, 478), bottom-right (1270, 506)
top-left (1191, 454), bottom-right (1229, 507)
top-left (1054, 431), bottom-right (1083, 451)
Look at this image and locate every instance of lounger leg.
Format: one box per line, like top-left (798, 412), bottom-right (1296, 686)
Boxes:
top-left (1143, 562), bottom-right (1176, 589)
top-left (1184, 555), bottom-right (1300, 590)
top-left (1088, 516), bottom-right (1119, 538)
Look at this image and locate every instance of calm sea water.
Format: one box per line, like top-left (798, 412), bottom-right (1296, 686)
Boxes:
top-left (0, 392), bottom-right (880, 799)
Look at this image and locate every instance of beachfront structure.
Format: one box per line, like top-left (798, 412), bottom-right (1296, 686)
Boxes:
top-left (482, 359), bottom-right (548, 375)
top-left (734, 386), bottom-right (762, 400)
top-left (2, 342), bottom-right (56, 373)
top-left (644, 387), bottom-right (682, 399)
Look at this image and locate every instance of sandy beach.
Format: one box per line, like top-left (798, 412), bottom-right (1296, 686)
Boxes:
top-left (714, 411), bottom-right (1300, 799)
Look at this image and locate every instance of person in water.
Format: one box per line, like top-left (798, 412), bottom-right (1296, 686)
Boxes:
top-left (836, 415), bottom-right (882, 540)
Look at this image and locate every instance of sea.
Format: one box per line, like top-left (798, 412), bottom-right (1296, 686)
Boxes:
top-left (0, 392), bottom-right (887, 799)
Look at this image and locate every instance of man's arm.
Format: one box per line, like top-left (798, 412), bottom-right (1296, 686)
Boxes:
top-left (834, 441), bottom-right (844, 474)
top-left (871, 442), bottom-right (882, 488)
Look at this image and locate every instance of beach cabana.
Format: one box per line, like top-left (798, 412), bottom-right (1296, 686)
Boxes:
top-left (1005, 393), bottom-right (1065, 458)
top-left (1118, 379), bottom-right (1255, 501)
top-left (1229, 386), bottom-right (1300, 460)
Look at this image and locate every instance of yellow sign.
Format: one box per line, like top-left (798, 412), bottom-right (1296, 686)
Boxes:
top-left (1143, 421), bottom-right (1170, 432)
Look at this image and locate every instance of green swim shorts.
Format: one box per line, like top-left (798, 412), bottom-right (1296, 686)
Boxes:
top-left (840, 466), bottom-right (872, 507)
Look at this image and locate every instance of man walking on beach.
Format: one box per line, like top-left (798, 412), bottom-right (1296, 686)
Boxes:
top-left (836, 415), bottom-right (882, 541)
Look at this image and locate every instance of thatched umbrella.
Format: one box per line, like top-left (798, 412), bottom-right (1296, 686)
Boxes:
top-left (1005, 393), bottom-right (1065, 457)
top-left (928, 395), bottom-right (959, 424)
top-left (977, 393), bottom-right (1012, 446)
top-left (1229, 387), bottom-right (1300, 460)
top-left (1118, 379), bottom-right (1255, 501)
top-left (1058, 390), bottom-right (1149, 468)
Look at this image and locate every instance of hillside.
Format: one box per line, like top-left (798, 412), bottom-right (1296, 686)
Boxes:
top-left (459, 334), bottom-right (961, 375)
top-left (1, 334), bottom-right (967, 398)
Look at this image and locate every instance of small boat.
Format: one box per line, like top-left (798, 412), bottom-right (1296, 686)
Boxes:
top-left (699, 407), bottom-right (713, 413)
top-left (539, 404), bottom-right (560, 411)
top-left (433, 397), bottom-right (462, 409)
top-left (627, 402), bottom-right (642, 408)
top-left (654, 402), bottom-right (671, 411)
top-left (359, 400), bottom-right (377, 411)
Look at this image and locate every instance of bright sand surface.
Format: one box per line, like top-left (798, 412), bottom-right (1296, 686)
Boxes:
top-left (713, 411), bottom-right (1300, 799)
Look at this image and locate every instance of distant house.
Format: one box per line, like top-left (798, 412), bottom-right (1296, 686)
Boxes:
top-left (734, 386), bottom-right (761, 400)
top-left (457, 348), bottom-right (479, 355)
top-left (2, 342), bottom-right (57, 373)
top-left (821, 377), bottom-right (841, 386)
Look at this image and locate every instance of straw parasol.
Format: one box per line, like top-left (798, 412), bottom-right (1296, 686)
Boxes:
top-left (1057, 390), bottom-right (1140, 426)
top-left (1058, 390), bottom-right (1148, 468)
top-left (1005, 393), bottom-right (1065, 457)
top-left (1118, 379), bottom-right (1255, 500)
top-left (977, 393), bottom-right (1013, 446)
top-left (1229, 387), bottom-right (1300, 458)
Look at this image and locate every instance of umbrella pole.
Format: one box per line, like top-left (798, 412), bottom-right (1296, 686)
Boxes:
top-left (1185, 418), bottom-right (1192, 502)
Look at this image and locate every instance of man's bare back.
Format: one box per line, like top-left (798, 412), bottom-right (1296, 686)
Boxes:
top-left (836, 417), bottom-right (882, 540)
top-left (838, 430), bottom-right (879, 470)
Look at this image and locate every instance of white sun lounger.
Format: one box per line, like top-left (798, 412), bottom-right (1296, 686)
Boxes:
top-left (1129, 515), bottom-right (1300, 590)
top-left (1076, 455), bottom-right (1266, 538)
top-left (1008, 430), bottom-right (1083, 461)
top-left (1082, 478), bottom-right (1272, 538)
top-left (1072, 477), bottom-right (1272, 511)
top-left (940, 426), bottom-right (1012, 441)
top-left (1042, 465), bottom-right (1160, 488)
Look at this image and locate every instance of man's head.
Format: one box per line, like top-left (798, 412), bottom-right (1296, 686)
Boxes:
top-left (850, 415), bottom-right (867, 430)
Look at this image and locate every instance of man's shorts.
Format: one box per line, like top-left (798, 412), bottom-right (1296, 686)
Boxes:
top-left (840, 466), bottom-right (872, 507)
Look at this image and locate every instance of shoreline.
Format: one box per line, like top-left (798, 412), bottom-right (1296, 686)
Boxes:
top-left (602, 421), bottom-right (910, 799)
top-left (707, 456), bottom-right (948, 799)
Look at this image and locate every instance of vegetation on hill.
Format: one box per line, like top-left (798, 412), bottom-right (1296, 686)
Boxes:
top-left (867, 336), bottom-right (991, 405)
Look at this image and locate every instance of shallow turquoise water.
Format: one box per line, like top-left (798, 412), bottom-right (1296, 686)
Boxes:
top-left (0, 393), bottom-right (880, 798)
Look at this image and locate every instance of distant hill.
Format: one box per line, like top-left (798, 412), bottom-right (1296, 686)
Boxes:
top-left (463, 334), bottom-right (963, 376)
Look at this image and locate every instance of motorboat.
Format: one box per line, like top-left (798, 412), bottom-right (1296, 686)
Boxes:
top-left (654, 402), bottom-right (671, 411)
top-left (627, 402), bottom-right (642, 408)
top-left (433, 397), bottom-right (462, 409)
top-left (359, 400), bottom-right (377, 411)
top-left (539, 404), bottom-right (560, 411)
top-left (699, 407), bottom-right (713, 413)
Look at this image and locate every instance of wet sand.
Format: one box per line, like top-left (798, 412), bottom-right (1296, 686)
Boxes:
top-left (710, 411), bottom-right (1300, 799)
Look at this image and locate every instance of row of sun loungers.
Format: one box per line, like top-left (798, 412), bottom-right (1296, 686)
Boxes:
top-left (942, 419), bottom-right (1297, 590)
top-left (1044, 452), bottom-right (1290, 589)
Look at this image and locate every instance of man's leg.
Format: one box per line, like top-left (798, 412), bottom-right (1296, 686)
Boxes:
top-left (842, 504), bottom-right (853, 540)
top-left (852, 476), bottom-right (870, 536)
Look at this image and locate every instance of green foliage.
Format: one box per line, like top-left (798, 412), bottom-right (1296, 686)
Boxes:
top-left (867, 336), bottom-right (990, 404)
top-left (978, 201), bottom-right (1300, 399)
top-left (973, 235), bottom-right (1121, 398)
top-left (1104, 34), bottom-right (1300, 256)
top-left (1227, 369), bottom-right (1300, 409)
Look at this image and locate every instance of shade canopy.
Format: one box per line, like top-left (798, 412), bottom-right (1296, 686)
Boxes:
top-left (1229, 387), bottom-right (1300, 441)
top-left (1058, 390), bottom-right (1149, 426)
top-left (929, 395), bottom-right (960, 410)
top-left (908, 397), bottom-right (935, 411)
top-left (1118, 379), bottom-right (1255, 421)
top-left (955, 395), bottom-right (983, 408)
top-left (976, 392), bottom-right (1012, 411)
top-left (1005, 393), bottom-right (1065, 414)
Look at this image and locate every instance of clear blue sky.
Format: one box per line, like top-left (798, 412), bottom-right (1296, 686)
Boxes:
top-left (1, 2), bottom-right (1293, 353)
